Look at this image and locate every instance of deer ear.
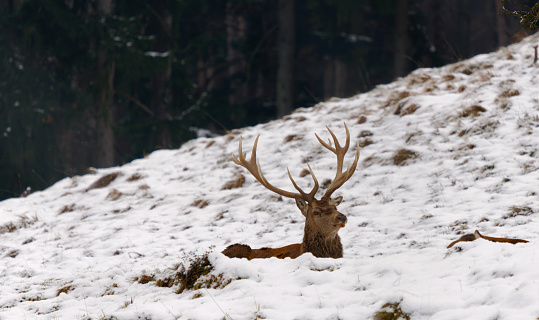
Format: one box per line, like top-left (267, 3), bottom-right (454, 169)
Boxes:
top-left (295, 198), bottom-right (309, 217)
top-left (330, 196), bottom-right (343, 206)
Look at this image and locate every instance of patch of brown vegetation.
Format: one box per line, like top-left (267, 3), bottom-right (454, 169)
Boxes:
top-left (458, 120), bottom-right (500, 137)
top-left (398, 104), bottom-right (420, 117)
top-left (442, 74), bottom-right (455, 82)
top-left (106, 189), bottom-right (123, 201)
top-left (357, 116), bottom-right (367, 124)
top-left (452, 62), bottom-right (493, 75)
top-left (321, 179), bottom-right (332, 190)
top-left (221, 174), bottom-right (245, 190)
top-left (0, 215), bottom-right (38, 235)
top-left (136, 274), bottom-right (156, 284)
top-left (503, 206), bottom-right (535, 219)
top-left (373, 301), bottom-right (411, 320)
top-left (424, 84), bottom-right (438, 92)
top-left (58, 203), bottom-right (75, 214)
top-left (359, 138), bottom-right (374, 148)
top-left (87, 172), bottom-right (121, 191)
top-left (5, 249), bottom-right (19, 258)
top-left (112, 206), bottom-right (131, 213)
top-left (191, 199), bottom-right (210, 208)
top-left (384, 91), bottom-right (411, 109)
top-left (126, 173), bottom-right (143, 182)
top-left (283, 134), bottom-right (301, 143)
top-left (449, 219), bottom-right (469, 235)
top-left (153, 250), bottom-right (232, 294)
top-left (407, 73), bottom-right (431, 85)
top-left (299, 169), bottom-right (310, 177)
top-left (205, 140), bottom-right (216, 148)
top-left (499, 89), bottom-right (520, 98)
top-left (56, 285), bottom-right (74, 296)
top-left (460, 105), bottom-right (486, 117)
top-left (393, 149), bottom-right (419, 166)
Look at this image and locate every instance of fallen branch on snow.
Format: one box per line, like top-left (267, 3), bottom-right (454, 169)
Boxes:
top-left (447, 230), bottom-right (529, 248)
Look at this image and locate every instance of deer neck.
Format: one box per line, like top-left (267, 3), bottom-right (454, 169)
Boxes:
top-left (302, 224), bottom-right (343, 258)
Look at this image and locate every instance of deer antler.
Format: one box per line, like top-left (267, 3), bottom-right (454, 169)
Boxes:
top-left (315, 123), bottom-right (360, 201)
top-left (232, 135), bottom-right (319, 202)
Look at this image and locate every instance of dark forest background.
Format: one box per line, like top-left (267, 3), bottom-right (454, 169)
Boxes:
top-left (0, 0), bottom-right (536, 200)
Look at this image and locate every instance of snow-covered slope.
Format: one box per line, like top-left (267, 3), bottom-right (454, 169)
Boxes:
top-left (2, 32), bottom-right (539, 320)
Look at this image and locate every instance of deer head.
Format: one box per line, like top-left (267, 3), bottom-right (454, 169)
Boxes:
top-left (224, 123), bottom-right (359, 259)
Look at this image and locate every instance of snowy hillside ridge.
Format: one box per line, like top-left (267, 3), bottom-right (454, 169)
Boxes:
top-left (1, 32), bottom-right (539, 320)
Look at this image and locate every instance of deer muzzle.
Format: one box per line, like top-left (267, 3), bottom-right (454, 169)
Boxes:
top-left (337, 214), bottom-right (347, 227)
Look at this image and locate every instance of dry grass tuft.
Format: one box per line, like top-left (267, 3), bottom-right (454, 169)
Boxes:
top-left (283, 134), bottom-right (301, 143)
top-left (221, 174), bottom-right (245, 190)
top-left (460, 105), bottom-right (486, 117)
top-left (126, 173), bottom-right (143, 181)
top-left (499, 89), bottom-right (520, 98)
top-left (5, 249), bottom-right (19, 258)
top-left (398, 104), bottom-right (420, 117)
top-left (106, 189), bottom-right (123, 201)
top-left (407, 73), bottom-right (431, 85)
top-left (58, 203), bottom-right (75, 214)
top-left (299, 169), bottom-right (310, 178)
top-left (449, 219), bottom-right (469, 235)
top-left (458, 120), bottom-right (500, 137)
top-left (393, 149), bottom-right (419, 166)
top-left (191, 199), bottom-right (210, 208)
top-left (503, 206), bottom-right (535, 219)
top-left (373, 301), bottom-right (411, 320)
top-left (152, 249), bottom-right (232, 294)
top-left (385, 91), bottom-right (412, 109)
top-left (452, 62), bottom-right (493, 75)
top-left (56, 285), bottom-right (74, 296)
top-left (0, 215), bottom-right (38, 235)
top-left (87, 172), bottom-right (121, 191)
top-left (357, 115), bottom-right (367, 124)
top-left (442, 74), bottom-right (455, 81)
top-left (359, 138), bottom-right (374, 148)
top-left (136, 274), bottom-right (156, 284)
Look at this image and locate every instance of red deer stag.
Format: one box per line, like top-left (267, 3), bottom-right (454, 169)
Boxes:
top-left (222, 123), bottom-right (359, 259)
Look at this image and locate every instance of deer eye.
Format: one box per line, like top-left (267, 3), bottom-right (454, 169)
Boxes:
top-left (313, 209), bottom-right (321, 215)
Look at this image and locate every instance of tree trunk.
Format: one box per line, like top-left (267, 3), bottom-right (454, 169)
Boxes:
top-left (394, 0), bottom-right (409, 78)
top-left (495, 0), bottom-right (508, 46)
top-left (226, 2), bottom-right (247, 107)
top-left (324, 57), bottom-right (347, 100)
top-left (150, 4), bottom-right (173, 148)
top-left (95, 0), bottom-right (115, 168)
top-left (276, 0), bottom-right (295, 118)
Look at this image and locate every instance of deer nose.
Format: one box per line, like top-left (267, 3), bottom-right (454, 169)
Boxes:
top-left (337, 214), bottom-right (347, 224)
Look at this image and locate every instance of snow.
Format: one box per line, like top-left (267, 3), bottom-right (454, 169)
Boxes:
top-left (1, 32), bottom-right (539, 320)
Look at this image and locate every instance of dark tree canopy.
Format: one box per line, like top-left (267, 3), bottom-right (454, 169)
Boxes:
top-left (0, 0), bottom-right (534, 200)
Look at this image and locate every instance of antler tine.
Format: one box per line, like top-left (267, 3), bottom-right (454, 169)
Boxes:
top-left (315, 132), bottom-right (335, 153)
top-left (233, 135), bottom-right (319, 202)
top-left (287, 164), bottom-right (319, 202)
top-left (317, 123), bottom-right (360, 200)
top-left (315, 123), bottom-right (351, 172)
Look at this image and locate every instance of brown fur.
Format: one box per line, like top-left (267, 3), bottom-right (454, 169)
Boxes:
top-left (223, 197), bottom-right (347, 259)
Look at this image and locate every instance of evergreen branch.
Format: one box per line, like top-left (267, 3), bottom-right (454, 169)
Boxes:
top-left (115, 90), bottom-right (155, 116)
